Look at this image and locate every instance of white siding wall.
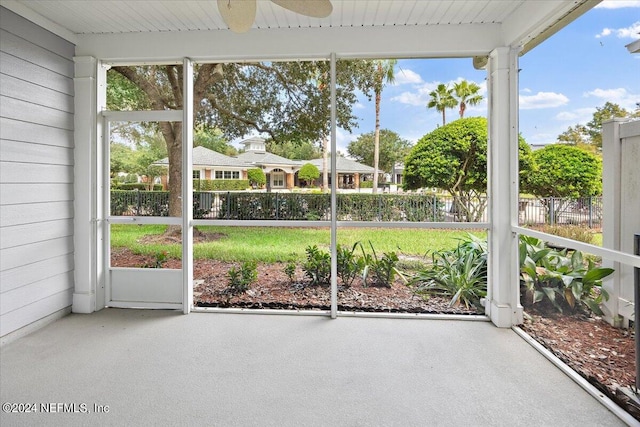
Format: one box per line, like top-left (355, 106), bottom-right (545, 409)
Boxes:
top-left (0, 7), bottom-right (75, 337)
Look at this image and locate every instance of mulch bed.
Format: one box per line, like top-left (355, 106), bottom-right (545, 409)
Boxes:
top-left (111, 248), bottom-right (638, 420)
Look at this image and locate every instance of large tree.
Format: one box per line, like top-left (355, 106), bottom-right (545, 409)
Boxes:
top-left (453, 80), bottom-right (483, 118)
top-left (109, 61), bottom-right (375, 217)
top-left (557, 102), bottom-right (638, 150)
top-left (370, 59), bottom-right (397, 193)
top-left (521, 144), bottom-right (602, 223)
top-left (403, 117), bottom-right (533, 222)
top-left (427, 83), bottom-right (457, 126)
top-left (265, 140), bottom-right (321, 160)
top-left (347, 129), bottom-right (411, 174)
top-left (522, 144), bottom-right (602, 198)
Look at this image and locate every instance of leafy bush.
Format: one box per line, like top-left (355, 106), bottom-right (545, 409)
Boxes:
top-left (410, 234), bottom-right (487, 309)
top-left (226, 261), bottom-right (258, 293)
top-left (194, 179), bottom-right (249, 191)
top-left (337, 243), bottom-right (365, 287)
top-left (519, 235), bottom-right (613, 314)
top-left (360, 242), bottom-right (404, 288)
top-left (112, 183), bottom-right (163, 191)
top-left (298, 163), bottom-right (320, 186)
top-left (302, 245), bottom-right (331, 286)
top-left (284, 261), bottom-right (297, 284)
top-left (359, 181), bottom-right (373, 188)
top-left (247, 168), bottom-right (266, 188)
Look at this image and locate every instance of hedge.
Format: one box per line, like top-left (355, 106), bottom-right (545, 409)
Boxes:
top-left (194, 179), bottom-right (249, 191)
top-left (111, 190), bottom-right (446, 221)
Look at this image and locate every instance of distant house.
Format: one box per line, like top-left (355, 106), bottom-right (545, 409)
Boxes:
top-left (307, 155), bottom-right (376, 189)
top-left (154, 137), bottom-right (376, 190)
top-left (235, 137), bottom-right (301, 190)
top-left (154, 146), bottom-right (249, 189)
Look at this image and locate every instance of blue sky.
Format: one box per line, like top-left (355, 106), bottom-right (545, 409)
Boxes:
top-left (335, 0), bottom-right (640, 152)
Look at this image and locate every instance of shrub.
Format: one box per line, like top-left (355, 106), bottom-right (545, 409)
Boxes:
top-left (410, 234), bottom-right (487, 309)
top-left (226, 261), bottom-right (258, 294)
top-left (359, 181), bottom-right (373, 188)
top-left (534, 224), bottom-right (594, 245)
top-left (284, 261), bottom-right (297, 284)
top-left (194, 179), bottom-right (249, 191)
top-left (519, 235), bottom-right (613, 314)
top-left (302, 245), bottom-right (331, 286)
top-left (112, 183), bottom-right (163, 191)
top-left (247, 168), bottom-right (266, 188)
top-left (360, 242), bottom-right (404, 288)
top-left (298, 163), bottom-right (320, 186)
top-left (337, 243), bottom-right (365, 287)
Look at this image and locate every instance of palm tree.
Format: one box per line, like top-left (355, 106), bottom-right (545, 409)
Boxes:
top-left (427, 83), bottom-right (457, 126)
top-left (453, 80), bottom-right (483, 118)
top-left (371, 59), bottom-right (397, 194)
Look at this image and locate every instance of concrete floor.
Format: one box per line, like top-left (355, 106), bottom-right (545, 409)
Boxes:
top-left (0, 309), bottom-right (628, 426)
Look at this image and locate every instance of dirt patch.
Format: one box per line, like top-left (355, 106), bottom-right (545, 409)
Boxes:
top-left (138, 230), bottom-right (226, 245)
top-left (520, 305), bottom-right (638, 420)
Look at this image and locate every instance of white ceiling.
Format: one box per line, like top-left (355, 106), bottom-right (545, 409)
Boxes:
top-left (1, 0), bottom-right (600, 60)
top-left (6, 0), bottom-right (531, 34)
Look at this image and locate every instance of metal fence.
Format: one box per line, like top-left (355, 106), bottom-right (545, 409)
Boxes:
top-left (110, 190), bottom-right (603, 227)
top-left (518, 197), bottom-right (602, 229)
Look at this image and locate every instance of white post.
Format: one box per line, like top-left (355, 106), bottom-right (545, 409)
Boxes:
top-left (602, 118), bottom-right (624, 326)
top-left (183, 58), bottom-right (194, 314)
top-left (72, 56), bottom-right (104, 313)
top-left (330, 53), bottom-right (338, 319)
top-left (487, 47), bottom-right (522, 327)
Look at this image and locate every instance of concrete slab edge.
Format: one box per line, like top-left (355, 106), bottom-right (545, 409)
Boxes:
top-left (513, 326), bottom-right (640, 427)
top-left (192, 307), bottom-right (490, 321)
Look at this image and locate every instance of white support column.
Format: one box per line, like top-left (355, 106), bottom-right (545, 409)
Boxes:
top-left (487, 47), bottom-right (522, 327)
top-left (72, 56), bottom-right (104, 313)
top-left (601, 118), bottom-right (626, 326)
top-left (183, 58), bottom-right (194, 314)
top-left (330, 53), bottom-right (338, 319)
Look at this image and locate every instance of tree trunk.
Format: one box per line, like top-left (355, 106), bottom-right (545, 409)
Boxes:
top-left (322, 136), bottom-right (329, 192)
top-left (372, 90), bottom-right (381, 194)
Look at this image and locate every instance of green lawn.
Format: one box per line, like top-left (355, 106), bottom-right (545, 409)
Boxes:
top-left (110, 224), bottom-right (486, 263)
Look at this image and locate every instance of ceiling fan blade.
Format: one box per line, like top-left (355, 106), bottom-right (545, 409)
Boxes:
top-left (271, 0), bottom-right (333, 18)
top-left (217, 0), bottom-right (256, 33)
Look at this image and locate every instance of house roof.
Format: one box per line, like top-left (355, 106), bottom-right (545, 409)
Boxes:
top-left (236, 151), bottom-right (301, 167)
top-left (308, 156), bottom-right (375, 174)
top-left (155, 146), bottom-right (249, 168)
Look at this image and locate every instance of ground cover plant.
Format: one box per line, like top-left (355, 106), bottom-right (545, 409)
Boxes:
top-left (409, 234), bottom-right (487, 309)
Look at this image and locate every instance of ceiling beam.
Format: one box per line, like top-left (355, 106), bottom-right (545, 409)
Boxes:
top-left (76, 23), bottom-right (502, 63)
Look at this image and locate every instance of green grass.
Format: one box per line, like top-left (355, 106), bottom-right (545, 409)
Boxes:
top-left (110, 224), bottom-right (486, 263)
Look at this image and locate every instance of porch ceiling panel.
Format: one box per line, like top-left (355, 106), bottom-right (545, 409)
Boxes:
top-left (2, 0), bottom-right (598, 60)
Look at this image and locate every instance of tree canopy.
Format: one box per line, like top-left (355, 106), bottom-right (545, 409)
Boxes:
top-left (452, 80), bottom-right (483, 118)
top-left (108, 60), bottom-right (377, 215)
top-left (403, 117), bottom-right (532, 221)
top-left (194, 124), bottom-right (237, 156)
top-left (347, 129), bottom-right (411, 173)
top-left (557, 102), bottom-right (639, 150)
top-left (427, 83), bottom-right (457, 126)
top-left (298, 163), bottom-right (320, 185)
top-left (265, 140), bottom-right (321, 160)
top-left (247, 168), bottom-right (266, 188)
top-left (521, 144), bottom-right (602, 198)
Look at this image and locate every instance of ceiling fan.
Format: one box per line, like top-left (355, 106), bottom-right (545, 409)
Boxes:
top-left (217, 0), bottom-right (333, 33)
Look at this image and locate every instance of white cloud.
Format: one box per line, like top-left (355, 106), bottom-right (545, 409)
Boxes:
top-left (583, 87), bottom-right (640, 109)
top-left (596, 28), bottom-right (613, 38)
top-left (519, 92), bottom-right (569, 110)
top-left (391, 78), bottom-right (486, 107)
top-left (595, 1), bottom-right (640, 9)
top-left (554, 108), bottom-right (596, 123)
top-left (595, 21), bottom-right (640, 39)
top-left (393, 68), bottom-right (423, 85)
